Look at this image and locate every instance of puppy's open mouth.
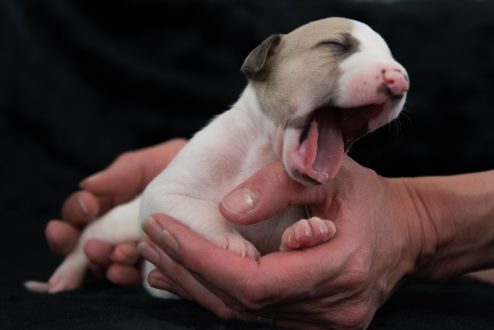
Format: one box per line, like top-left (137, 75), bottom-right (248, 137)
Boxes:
top-left (294, 103), bottom-right (385, 184)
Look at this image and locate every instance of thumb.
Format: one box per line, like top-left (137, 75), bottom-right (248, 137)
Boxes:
top-left (80, 139), bottom-right (186, 204)
top-left (219, 162), bottom-right (327, 225)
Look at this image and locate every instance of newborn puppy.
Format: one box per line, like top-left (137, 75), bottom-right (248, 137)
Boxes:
top-left (26, 17), bottom-right (409, 297)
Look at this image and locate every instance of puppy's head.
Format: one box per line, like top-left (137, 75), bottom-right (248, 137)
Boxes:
top-left (242, 17), bottom-right (409, 185)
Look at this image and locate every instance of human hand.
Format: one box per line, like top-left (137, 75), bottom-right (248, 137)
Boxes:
top-left (139, 157), bottom-right (429, 329)
top-left (45, 138), bottom-right (186, 286)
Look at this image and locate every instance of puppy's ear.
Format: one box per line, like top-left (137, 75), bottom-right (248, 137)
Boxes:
top-left (241, 34), bottom-right (282, 81)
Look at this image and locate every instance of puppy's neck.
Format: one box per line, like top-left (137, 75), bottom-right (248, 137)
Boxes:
top-left (179, 84), bottom-right (282, 187)
top-left (234, 84), bottom-right (268, 127)
top-left (231, 84), bottom-right (281, 157)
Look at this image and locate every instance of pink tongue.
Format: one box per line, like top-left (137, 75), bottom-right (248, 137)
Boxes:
top-left (297, 112), bottom-right (344, 183)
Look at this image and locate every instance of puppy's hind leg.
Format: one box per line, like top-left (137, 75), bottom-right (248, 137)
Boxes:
top-left (25, 197), bottom-right (143, 293)
top-left (25, 246), bottom-right (88, 293)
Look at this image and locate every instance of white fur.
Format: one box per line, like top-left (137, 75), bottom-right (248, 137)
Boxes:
top-left (337, 21), bottom-right (407, 129)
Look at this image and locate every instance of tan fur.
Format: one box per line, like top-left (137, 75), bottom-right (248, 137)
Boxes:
top-left (246, 18), bottom-right (358, 126)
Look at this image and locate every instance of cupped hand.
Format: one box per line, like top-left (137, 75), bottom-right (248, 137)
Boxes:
top-left (139, 157), bottom-right (429, 329)
top-left (45, 138), bottom-right (187, 286)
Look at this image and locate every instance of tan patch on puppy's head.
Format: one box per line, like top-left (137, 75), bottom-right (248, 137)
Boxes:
top-left (241, 17), bottom-right (359, 125)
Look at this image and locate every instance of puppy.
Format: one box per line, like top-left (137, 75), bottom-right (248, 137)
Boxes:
top-left (26, 17), bottom-right (409, 298)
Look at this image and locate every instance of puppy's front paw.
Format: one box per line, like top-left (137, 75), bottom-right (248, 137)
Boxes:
top-left (280, 217), bottom-right (336, 251)
top-left (211, 232), bottom-right (260, 259)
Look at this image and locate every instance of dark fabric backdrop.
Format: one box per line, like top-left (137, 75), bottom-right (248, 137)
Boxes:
top-left (1, 0), bottom-right (493, 329)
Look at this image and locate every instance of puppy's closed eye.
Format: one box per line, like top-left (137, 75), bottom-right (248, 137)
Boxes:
top-left (321, 40), bottom-right (349, 53)
top-left (318, 32), bottom-right (356, 55)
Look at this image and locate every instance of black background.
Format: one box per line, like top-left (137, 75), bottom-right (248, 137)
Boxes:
top-left (1, 0), bottom-right (493, 329)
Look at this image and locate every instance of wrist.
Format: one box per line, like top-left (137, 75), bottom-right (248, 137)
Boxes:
top-left (385, 177), bottom-right (438, 281)
top-left (398, 171), bottom-right (494, 280)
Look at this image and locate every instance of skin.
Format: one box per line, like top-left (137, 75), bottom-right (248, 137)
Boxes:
top-left (139, 159), bottom-right (494, 329)
top-left (137, 159), bottom-right (421, 328)
top-left (47, 143), bottom-right (494, 329)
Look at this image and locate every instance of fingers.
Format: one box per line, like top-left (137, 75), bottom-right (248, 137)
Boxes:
top-left (147, 268), bottom-right (193, 301)
top-left (142, 214), bottom-right (255, 295)
top-left (58, 140), bottom-right (187, 227)
top-left (138, 239), bottom-right (253, 320)
top-left (139, 240), bottom-right (207, 303)
top-left (106, 264), bottom-right (141, 286)
top-left (80, 139), bottom-right (186, 205)
top-left (84, 240), bottom-right (141, 286)
top-left (45, 220), bottom-right (81, 255)
top-left (111, 242), bottom-right (140, 265)
top-left (61, 191), bottom-right (101, 226)
top-left (141, 214), bottom-right (368, 328)
top-left (219, 162), bottom-right (327, 225)
top-left (141, 215), bottom-right (258, 307)
top-left (84, 239), bottom-right (113, 267)
top-left (143, 214), bottom-right (341, 308)
top-left (48, 140), bottom-right (186, 287)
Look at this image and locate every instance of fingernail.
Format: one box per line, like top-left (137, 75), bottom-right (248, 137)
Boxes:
top-left (137, 241), bottom-right (160, 265)
top-left (142, 216), bottom-right (162, 235)
top-left (148, 273), bottom-right (171, 290)
top-left (77, 197), bottom-right (89, 216)
top-left (142, 216), bottom-right (179, 257)
top-left (221, 188), bottom-right (259, 215)
top-left (160, 228), bottom-right (179, 257)
top-left (149, 278), bottom-right (170, 290)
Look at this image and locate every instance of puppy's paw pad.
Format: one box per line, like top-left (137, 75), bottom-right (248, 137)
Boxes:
top-left (280, 217), bottom-right (336, 251)
top-left (212, 233), bottom-right (260, 259)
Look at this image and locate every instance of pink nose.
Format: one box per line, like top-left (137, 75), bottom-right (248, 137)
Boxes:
top-left (383, 69), bottom-right (409, 96)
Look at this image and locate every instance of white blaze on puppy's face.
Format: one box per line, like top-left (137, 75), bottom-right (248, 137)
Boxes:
top-left (335, 20), bottom-right (408, 131)
top-left (243, 17), bottom-right (409, 185)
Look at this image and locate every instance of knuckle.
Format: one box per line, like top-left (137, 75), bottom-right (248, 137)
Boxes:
top-left (238, 281), bottom-right (268, 310)
top-left (339, 270), bottom-right (368, 291)
top-left (339, 253), bottom-right (371, 291)
top-left (334, 303), bottom-right (373, 330)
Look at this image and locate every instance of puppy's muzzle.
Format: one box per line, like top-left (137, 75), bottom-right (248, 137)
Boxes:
top-left (381, 68), bottom-right (409, 99)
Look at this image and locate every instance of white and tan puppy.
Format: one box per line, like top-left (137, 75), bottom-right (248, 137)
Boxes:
top-left (26, 17), bottom-right (409, 297)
